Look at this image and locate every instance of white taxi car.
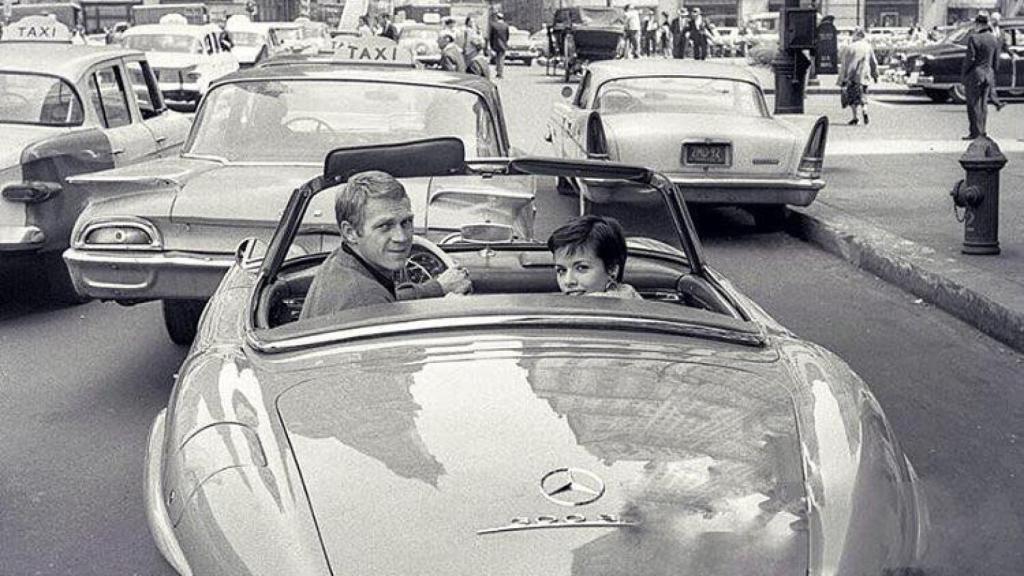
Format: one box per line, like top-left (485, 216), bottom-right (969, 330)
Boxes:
top-left (0, 17), bottom-right (190, 301)
top-left (122, 17), bottom-right (239, 110)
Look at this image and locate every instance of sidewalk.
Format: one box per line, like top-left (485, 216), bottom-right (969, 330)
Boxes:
top-left (785, 141), bottom-right (1024, 353)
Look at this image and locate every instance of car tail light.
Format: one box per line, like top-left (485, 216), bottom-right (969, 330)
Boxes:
top-left (797, 117), bottom-right (828, 179)
top-left (77, 218), bottom-right (161, 250)
top-left (2, 181), bottom-right (61, 203)
top-left (586, 113), bottom-right (610, 160)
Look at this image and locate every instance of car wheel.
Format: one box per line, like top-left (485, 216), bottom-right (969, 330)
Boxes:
top-left (44, 252), bottom-right (89, 305)
top-left (524, 57), bottom-right (534, 67)
top-left (749, 205), bottom-right (788, 231)
top-left (162, 299), bottom-right (205, 346)
top-left (949, 84), bottom-right (966, 104)
top-left (923, 88), bottom-right (950, 103)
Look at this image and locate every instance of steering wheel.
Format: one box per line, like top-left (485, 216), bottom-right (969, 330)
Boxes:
top-left (405, 235), bottom-right (457, 284)
top-left (284, 116), bottom-right (336, 135)
top-left (597, 88), bottom-right (642, 113)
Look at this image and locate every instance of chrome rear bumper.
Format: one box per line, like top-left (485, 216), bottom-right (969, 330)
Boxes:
top-left (63, 248), bottom-right (232, 302)
top-left (666, 175), bottom-right (824, 206)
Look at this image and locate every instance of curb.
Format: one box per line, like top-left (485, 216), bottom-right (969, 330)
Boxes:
top-left (786, 203), bottom-right (1024, 353)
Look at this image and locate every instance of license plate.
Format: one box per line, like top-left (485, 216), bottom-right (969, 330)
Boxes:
top-left (683, 143), bottom-right (731, 166)
top-left (908, 72), bottom-right (919, 84)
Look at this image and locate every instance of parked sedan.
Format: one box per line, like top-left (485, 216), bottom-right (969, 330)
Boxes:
top-left (506, 27), bottom-right (536, 65)
top-left (397, 23), bottom-right (442, 66)
top-left (548, 60), bottom-right (827, 228)
top-left (63, 54), bottom-right (511, 344)
top-left (0, 17), bottom-right (190, 301)
top-left (141, 140), bottom-right (928, 576)
top-left (903, 19), bottom-right (1024, 103)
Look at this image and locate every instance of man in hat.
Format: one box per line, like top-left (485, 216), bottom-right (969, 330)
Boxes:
top-left (960, 12), bottom-right (1001, 139)
top-left (438, 31), bottom-right (466, 73)
top-left (670, 7), bottom-right (690, 59)
top-left (685, 6), bottom-right (712, 60)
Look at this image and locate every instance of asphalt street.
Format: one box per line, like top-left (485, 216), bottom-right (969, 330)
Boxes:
top-left (0, 62), bottom-right (1021, 575)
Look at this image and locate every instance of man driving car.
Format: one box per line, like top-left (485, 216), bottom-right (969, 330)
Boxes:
top-left (301, 171), bottom-right (473, 319)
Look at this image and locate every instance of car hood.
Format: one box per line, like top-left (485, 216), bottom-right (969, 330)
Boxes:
top-left (232, 45), bottom-right (263, 63)
top-left (601, 112), bottom-right (798, 176)
top-left (276, 343), bottom-right (808, 575)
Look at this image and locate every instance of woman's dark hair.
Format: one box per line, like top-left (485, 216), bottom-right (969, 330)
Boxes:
top-left (547, 215), bottom-right (628, 282)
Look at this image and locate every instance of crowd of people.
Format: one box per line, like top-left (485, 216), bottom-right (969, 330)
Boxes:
top-left (621, 4), bottom-right (731, 60)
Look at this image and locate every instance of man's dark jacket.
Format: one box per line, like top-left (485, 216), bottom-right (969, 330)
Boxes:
top-left (301, 244), bottom-right (443, 320)
top-left (961, 26), bottom-right (1000, 84)
top-left (489, 19), bottom-right (509, 53)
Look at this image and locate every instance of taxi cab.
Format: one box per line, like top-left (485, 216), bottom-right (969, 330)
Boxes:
top-left (63, 37), bottom-right (510, 343)
top-left (0, 16), bottom-right (191, 301)
top-left (122, 15), bottom-right (239, 110)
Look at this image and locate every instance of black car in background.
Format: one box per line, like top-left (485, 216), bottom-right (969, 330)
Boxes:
top-left (902, 19), bottom-right (1024, 103)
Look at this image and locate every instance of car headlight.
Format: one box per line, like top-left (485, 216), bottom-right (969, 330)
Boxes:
top-left (78, 219), bottom-right (161, 250)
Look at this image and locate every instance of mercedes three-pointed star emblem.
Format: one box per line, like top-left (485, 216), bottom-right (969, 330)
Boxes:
top-left (540, 467), bottom-right (606, 507)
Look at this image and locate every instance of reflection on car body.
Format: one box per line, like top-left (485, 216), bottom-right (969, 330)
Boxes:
top-left (0, 17), bottom-right (190, 301)
top-left (548, 60), bottom-right (827, 228)
top-left (63, 49), bottom-right (511, 344)
top-left (139, 140), bottom-right (928, 576)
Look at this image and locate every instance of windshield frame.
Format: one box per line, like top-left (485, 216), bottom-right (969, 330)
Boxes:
top-left (246, 156), bottom-right (713, 348)
top-left (593, 74), bottom-right (769, 117)
top-left (181, 77), bottom-right (510, 165)
top-left (0, 70), bottom-right (85, 128)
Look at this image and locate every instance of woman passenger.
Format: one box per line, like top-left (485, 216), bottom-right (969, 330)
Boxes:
top-left (547, 215), bottom-right (641, 300)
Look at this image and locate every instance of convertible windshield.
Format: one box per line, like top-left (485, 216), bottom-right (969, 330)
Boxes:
top-left (187, 80), bottom-right (502, 162)
top-left (0, 73), bottom-right (84, 126)
top-left (124, 34), bottom-right (201, 53)
top-left (596, 76), bottom-right (767, 117)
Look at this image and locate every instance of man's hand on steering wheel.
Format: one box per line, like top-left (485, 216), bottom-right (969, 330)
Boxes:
top-left (436, 265), bottom-right (472, 295)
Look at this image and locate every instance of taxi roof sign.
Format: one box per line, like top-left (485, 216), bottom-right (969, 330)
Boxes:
top-left (0, 16), bottom-right (74, 43)
top-left (330, 36), bottom-right (415, 67)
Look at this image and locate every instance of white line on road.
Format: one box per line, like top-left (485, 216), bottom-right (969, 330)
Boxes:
top-left (828, 139), bottom-right (1024, 156)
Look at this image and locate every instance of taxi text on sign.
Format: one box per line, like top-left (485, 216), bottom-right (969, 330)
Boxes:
top-left (331, 36), bottom-right (415, 66)
top-left (1, 16), bottom-right (73, 43)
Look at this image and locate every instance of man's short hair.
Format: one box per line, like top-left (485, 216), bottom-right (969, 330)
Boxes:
top-left (547, 215), bottom-right (628, 282)
top-left (335, 171), bottom-right (407, 233)
top-left (975, 12), bottom-right (989, 24)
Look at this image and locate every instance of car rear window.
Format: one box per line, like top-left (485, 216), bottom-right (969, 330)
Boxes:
top-left (0, 72), bottom-right (84, 126)
top-left (596, 76), bottom-right (767, 117)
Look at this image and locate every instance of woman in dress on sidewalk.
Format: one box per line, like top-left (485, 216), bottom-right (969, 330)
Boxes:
top-left (837, 27), bottom-right (879, 125)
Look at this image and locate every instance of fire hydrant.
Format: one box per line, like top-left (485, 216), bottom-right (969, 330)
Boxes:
top-left (951, 136), bottom-right (1006, 255)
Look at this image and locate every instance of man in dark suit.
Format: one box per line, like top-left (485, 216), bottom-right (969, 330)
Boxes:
top-left (669, 8), bottom-right (689, 59)
top-left (686, 7), bottom-right (711, 60)
top-left (961, 13), bottom-right (1001, 139)
top-left (489, 12), bottom-right (510, 79)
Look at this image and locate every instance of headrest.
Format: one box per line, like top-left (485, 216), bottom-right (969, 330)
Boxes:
top-left (323, 137), bottom-right (466, 186)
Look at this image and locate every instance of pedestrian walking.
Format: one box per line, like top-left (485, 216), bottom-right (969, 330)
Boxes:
top-left (659, 12), bottom-right (673, 58)
top-left (686, 7), bottom-right (711, 60)
top-left (379, 13), bottom-right (399, 41)
top-left (960, 13), bottom-right (1001, 139)
top-left (987, 12), bottom-right (1016, 110)
top-left (670, 8), bottom-right (689, 59)
top-left (624, 4), bottom-right (642, 58)
top-left (489, 12), bottom-right (510, 79)
top-left (837, 27), bottom-right (879, 125)
top-left (438, 31), bottom-right (466, 73)
top-left (644, 12), bottom-right (659, 56)
top-left (463, 17), bottom-right (490, 79)
top-left (357, 15), bottom-right (372, 37)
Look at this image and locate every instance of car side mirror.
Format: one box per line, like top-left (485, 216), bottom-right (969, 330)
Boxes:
top-left (561, 85), bottom-right (574, 99)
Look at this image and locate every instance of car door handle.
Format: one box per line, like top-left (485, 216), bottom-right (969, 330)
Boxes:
top-left (111, 148), bottom-right (125, 155)
top-left (154, 135), bottom-right (167, 143)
